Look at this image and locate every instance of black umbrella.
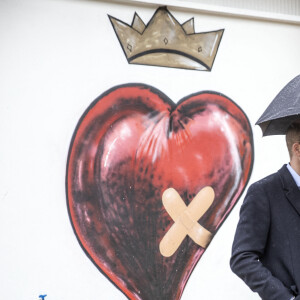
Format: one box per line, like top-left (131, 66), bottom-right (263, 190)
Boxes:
top-left (256, 74), bottom-right (300, 136)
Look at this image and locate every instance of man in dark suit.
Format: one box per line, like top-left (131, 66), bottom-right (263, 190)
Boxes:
top-left (230, 122), bottom-right (300, 300)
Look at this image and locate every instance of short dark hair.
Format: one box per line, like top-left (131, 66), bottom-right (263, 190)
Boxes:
top-left (286, 121), bottom-right (300, 158)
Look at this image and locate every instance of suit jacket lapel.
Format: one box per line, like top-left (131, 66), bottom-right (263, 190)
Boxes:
top-left (278, 165), bottom-right (300, 216)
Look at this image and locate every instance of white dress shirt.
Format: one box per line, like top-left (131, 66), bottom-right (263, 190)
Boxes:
top-left (286, 163), bottom-right (300, 187)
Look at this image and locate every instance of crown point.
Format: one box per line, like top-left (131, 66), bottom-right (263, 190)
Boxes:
top-left (182, 18), bottom-right (195, 35)
top-left (132, 12), bottom-right (145, 34)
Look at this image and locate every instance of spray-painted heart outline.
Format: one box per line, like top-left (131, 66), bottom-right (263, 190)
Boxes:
top-left (66, 83), bottom-right (254, 300)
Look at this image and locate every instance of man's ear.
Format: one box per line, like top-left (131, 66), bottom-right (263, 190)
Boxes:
top-left (292, 143), bottom-right (300, 157)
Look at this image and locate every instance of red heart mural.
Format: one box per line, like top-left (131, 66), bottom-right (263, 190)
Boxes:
top-left (66, 84), bottom-right (253, 300)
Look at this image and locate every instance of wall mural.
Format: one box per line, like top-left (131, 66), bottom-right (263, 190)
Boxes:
top-left (66, 83), bottom-right (254, 300)
top-left (109, 6), bottom-right (224, 71)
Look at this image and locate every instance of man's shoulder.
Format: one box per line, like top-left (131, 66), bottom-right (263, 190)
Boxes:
top-left (248, 167), bottom-right (284, 192)
top-left (254, 172), bottom-right (279, 186)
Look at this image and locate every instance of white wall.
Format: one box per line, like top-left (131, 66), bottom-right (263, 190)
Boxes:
top-left (181, 0), bottom-right (300, 15)
top-left (0, 0), bottom-right (299, 299)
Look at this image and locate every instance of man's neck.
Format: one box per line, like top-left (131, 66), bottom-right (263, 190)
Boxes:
top-left (290, 159), bottom-right (300, 176)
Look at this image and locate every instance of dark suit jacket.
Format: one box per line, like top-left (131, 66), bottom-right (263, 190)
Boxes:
top-left (230, 165), bottom-right (300, 300)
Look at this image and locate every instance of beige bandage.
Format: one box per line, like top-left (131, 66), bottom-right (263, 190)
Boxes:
top-left (159, 187), bottom-right (214, 257)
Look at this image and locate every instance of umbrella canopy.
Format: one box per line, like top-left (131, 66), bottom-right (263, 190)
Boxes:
top-left (256, 74), bottom-right (300, 136)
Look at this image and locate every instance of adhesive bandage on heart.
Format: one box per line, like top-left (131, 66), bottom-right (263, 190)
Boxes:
top-left (159, 186), bottom-right (215, 257)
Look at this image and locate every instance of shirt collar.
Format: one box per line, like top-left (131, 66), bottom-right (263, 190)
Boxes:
top-left (286, 163), bottom-right (300, 187)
